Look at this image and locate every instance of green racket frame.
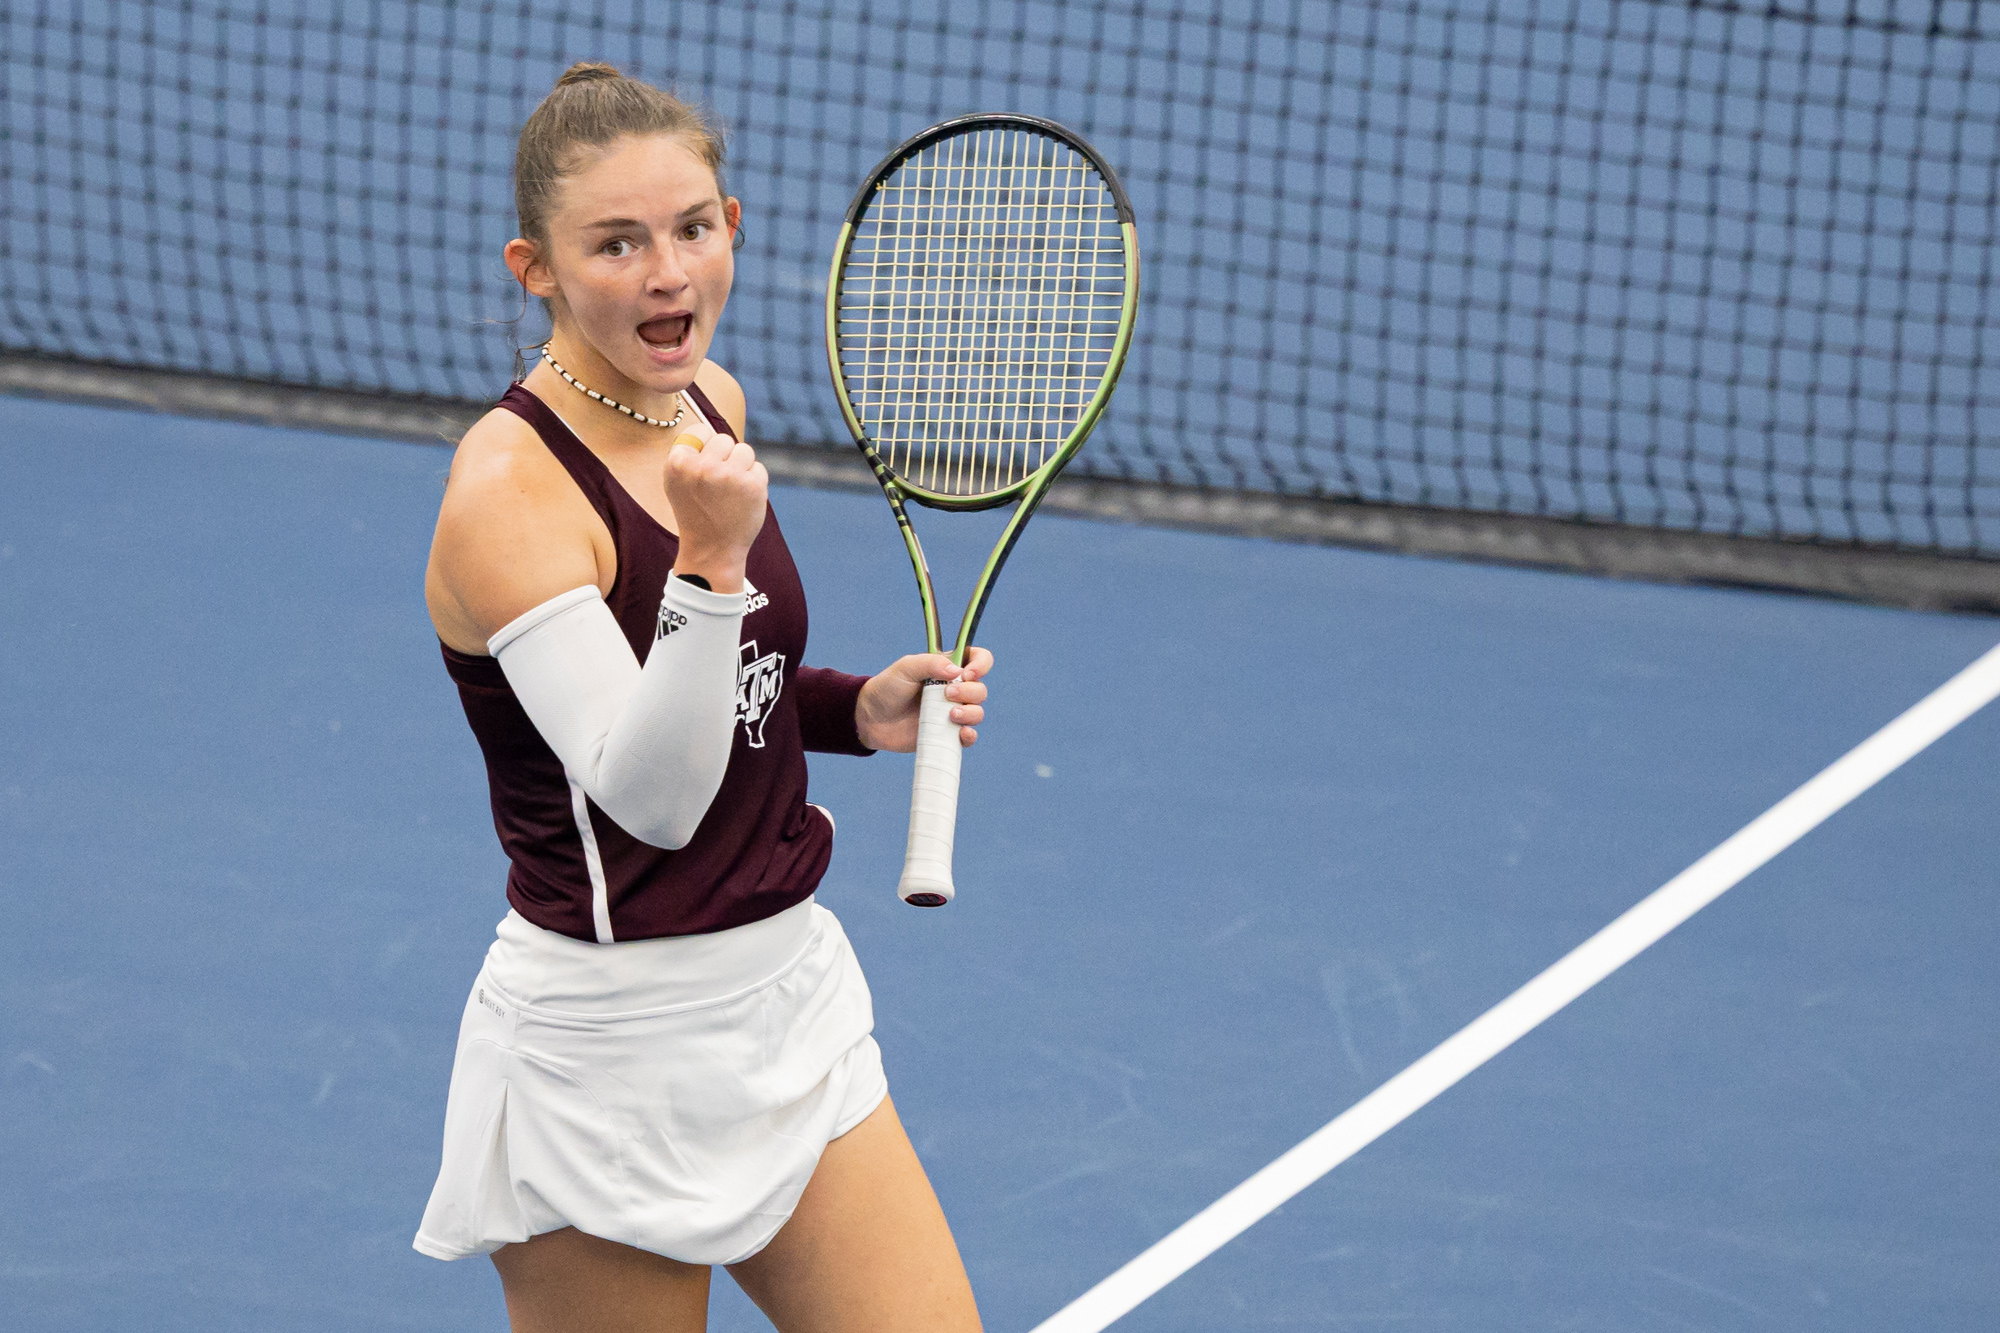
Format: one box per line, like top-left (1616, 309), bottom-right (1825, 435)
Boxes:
top-left (824, 113), bottom-right (1141, 666)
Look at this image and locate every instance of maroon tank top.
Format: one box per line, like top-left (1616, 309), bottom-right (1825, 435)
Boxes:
top-left (442, 382), bottom-right (874, 942)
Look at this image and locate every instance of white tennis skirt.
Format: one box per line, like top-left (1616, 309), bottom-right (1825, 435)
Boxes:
top-left (413, 896), bottom-right (886, 1267)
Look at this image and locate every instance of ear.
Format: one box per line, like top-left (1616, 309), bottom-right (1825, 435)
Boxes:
top-left (724, 197), bottom-right (742, 238)
top-left (504, 237), bottom-right (559, 300)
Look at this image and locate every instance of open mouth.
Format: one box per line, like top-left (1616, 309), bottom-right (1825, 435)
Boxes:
top-left (638, 314), bottom-right (693, 351)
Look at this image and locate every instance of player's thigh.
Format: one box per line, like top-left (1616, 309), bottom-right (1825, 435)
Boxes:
top-left (491, 1226), bottom-right (712, 1333)
top-left (725, 1096), bottom-right (981, 1333)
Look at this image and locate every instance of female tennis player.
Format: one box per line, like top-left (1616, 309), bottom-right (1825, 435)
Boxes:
top-left (414, 63), bottom-right (987, 1332)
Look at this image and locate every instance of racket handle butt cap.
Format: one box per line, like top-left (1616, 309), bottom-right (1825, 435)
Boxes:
top-left (897, 681), bottom-right (961, 907)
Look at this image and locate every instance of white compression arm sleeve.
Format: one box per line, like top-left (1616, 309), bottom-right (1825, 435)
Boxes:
top-left (489, 580), bottom-right (745, 850)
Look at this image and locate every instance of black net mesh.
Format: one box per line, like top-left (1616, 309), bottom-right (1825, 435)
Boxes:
top-left (3, 1), bottom-right (1996, 555)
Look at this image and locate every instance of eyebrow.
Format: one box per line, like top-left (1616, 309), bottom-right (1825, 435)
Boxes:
top-left (580, 201), bottom-right (721, 231)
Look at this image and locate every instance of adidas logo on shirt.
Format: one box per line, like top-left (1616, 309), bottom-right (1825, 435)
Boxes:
top-left (743, 579), bottom-right (770, 614)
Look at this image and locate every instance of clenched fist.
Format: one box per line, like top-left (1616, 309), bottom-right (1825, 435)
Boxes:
top-left (665, 432), bottom-right (767, 593)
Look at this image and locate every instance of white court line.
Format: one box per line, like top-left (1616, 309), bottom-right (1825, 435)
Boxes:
top-left (1031, 641), bottom-right (2000, 1333)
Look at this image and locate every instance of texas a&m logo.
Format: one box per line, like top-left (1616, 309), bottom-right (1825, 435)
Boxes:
top-left (736, 641), bottom-right (786, 748)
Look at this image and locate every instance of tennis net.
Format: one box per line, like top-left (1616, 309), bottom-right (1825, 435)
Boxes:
top-left (3, 1), bottom-right (1996, 567)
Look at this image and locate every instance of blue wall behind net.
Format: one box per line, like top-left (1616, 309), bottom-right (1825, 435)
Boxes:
top-left (3, 0), bottom-right (1996, 554)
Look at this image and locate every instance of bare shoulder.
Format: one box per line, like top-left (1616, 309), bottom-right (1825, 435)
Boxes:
top-left (692, 360), bottom-right (748, 440)
top-left (426, 403), bottom-right (607, 651)
top-left (443, 403), bottom-right (566, 504)
top-left (437, 402), bottom-right (611, 547)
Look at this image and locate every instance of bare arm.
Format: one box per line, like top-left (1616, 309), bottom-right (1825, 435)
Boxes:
top-left (426, 408), bottom-right (609, 653)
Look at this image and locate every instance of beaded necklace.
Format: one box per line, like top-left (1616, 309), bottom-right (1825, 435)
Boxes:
top-left (541, 344), bottom-right (688, 431)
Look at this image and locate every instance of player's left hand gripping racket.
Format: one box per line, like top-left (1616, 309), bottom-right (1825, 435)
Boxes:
top-left (826, 113), bottom-right (1140, 907)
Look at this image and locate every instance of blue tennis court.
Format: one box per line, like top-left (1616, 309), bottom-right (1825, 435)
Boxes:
top-left (3, 394), bottom-right (1995, 1330)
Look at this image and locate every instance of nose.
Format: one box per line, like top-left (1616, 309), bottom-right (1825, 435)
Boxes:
top-left (645, 238), bottom-right (690, 296)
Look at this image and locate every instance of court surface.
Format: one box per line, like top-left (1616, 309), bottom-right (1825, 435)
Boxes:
top-left (2, 396), bottom-right (1996, 1332)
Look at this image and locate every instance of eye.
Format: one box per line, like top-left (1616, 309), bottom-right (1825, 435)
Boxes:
top-left (682, 221), bottom-right (713, 242)
top-left (600, 237), bottom-right (636, 258)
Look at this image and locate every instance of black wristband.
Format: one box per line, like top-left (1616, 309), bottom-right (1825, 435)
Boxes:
top-left (674, 572), bottom-right (712, 591)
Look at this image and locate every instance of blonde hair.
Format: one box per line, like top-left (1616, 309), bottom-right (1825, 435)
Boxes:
top-left (513, 62), bottom-right (728, 248)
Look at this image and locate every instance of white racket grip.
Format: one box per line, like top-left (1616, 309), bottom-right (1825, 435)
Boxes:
top-left (897, 681), bottom-right (961, 906)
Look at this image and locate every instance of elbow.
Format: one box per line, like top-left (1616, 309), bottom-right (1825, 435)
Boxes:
top-left (619, 803), bottom-right (705, 852)
top-left (592, 711), bottom-right (736, 850)
top-left (596, 765), bottom-right (725, 851)
top-left (642, 817), bottom-right (700, 852)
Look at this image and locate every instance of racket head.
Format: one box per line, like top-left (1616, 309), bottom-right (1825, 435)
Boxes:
top-left (826, 113), bottom-right (1140, 511)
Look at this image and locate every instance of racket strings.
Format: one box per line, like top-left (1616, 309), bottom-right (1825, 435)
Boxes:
top-left (837, 126), bottom-right (1127, 497)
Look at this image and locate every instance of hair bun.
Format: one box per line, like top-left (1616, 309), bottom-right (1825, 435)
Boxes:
top-left (556, 61), bottom-right (621, 88)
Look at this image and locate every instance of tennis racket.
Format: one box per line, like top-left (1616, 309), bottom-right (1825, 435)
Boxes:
top-left (825, 113), bottom-right (1140, 907)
